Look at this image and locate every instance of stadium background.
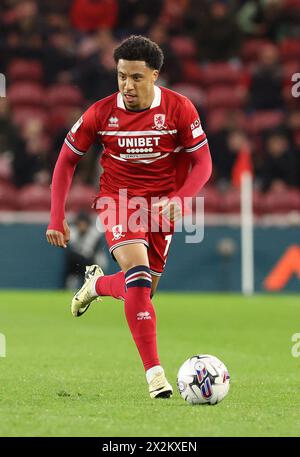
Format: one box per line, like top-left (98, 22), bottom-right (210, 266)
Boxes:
top-left (0, 0), bottom-right (300, 292)
top-left (0, 0), bottom-right (300, 439)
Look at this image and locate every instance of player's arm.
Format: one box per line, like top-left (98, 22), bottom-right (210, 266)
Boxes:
top-left (157, 145), bottom-right (212, 222)
top-left (46, 105), bottom-right (97, 248)
top-left (175, 140), bottom-right (212, 201)
top-left (157, 99), bottom-right (212, 222)
top-left (175, 98), bottom-right (212, 200)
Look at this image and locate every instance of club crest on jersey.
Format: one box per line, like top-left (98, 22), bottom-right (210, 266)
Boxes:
top-left (152, 114), bottom-right (167, 130)
top-left (112, 224), bottom-right (125, 241)
top-left (108, 116), bottom-right (119, 128)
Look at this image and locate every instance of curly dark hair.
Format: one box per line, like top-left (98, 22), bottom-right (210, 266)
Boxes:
top-left (113, 35), bottom-right (164, 71)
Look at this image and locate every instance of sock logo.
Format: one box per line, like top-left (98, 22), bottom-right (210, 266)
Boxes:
top-left (137, 311), bottom-right (151, 320)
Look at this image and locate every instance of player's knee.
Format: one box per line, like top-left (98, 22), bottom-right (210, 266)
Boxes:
top-left (125, 265), bottom-right (152, 290)
top-left (124, 262), bottom-right (149, 274)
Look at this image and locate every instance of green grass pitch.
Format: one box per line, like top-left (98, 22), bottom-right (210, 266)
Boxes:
top-left (0, 291), bottom-right (300, 437)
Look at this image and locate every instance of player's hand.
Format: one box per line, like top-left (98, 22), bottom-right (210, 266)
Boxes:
top-left (152, 197), bottom-right (182, 222)
top-left (46, 219), bottom-right (70, 248)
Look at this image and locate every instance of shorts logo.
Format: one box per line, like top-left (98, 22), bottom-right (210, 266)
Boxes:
top-left (152, 114), bottom-right (167, 130)
top-left (137, 311), bottom-right (151, 320)
top-left (112, 224), bottom-right (125, 241)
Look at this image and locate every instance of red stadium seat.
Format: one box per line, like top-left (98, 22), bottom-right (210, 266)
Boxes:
top-left (205, 86), bottom-right (246, 110)
top-left (47, 84), bottom-right (83, 107)
top-left (171, 84), bottom-right (204, 106)
top-left (282, 60), bottom-right (299, 84)
top-left (198, 186), bottom-right (222, 213)
top-left (206, 109), bottom-right (246, 133)
top-left (47, 106), bottom-right (82, 134)
top-left (243, 111), bottom-right (285, 135)
top-left (222, 187), bottom-right (241, 213)
top-left (0, 154), bottom-right (13, 182)
top-left (8, 82), bottom-right (45, 107)
top-left (182, 61), bottom-right (203, 85)
top-left (12, 106), bottom-right (48, 127)
top-left (280, 39), bottom-right (300, 62)
top-left (8, 59), bottom-right (43, 82)
top-left (260, 187), bottom-right (300, 213)
top-left (170, 36), bottom-right (197, 59)
top-left (284, 0), bottom-right (300, 8)
top-left (18, 184), bottom-right (51, 211)
top-left (241, 39), bottom-right (274, 63)
top-left (206, 109), bottom-right (229, 133)
top-left (200, 63), bottom-right (245, 87)
top-left (0, 182), bottom-right (18, 210)
top-left (220, 187), bottom-right (263, 214)
top-left (67, 183), bottom-right (96, 212)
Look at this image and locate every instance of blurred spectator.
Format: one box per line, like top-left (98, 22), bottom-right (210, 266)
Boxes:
top-left (211, 129), bottom-right (251, 187)
top-left (1, 0), bottom-right (300, 200)
top-left (148, 24), bottom-right (183, 85)
top-left (258, 131), bottom-right (297, 191)
top-left (257, 0), bottom-right (290, 42)
top-left (1, 1), bottom-right (44, 66)
top-left (226, 130), bottom-right (251, 184)
top-left (237, 0), bottom-right (267, 37)
top-left (43, 30), bottom-right (77, 84)
top-left (70, 0), bottom-right (118, 33)
top-left (248, 44), bottom-right (283, 110)
top-left (0, 99), bottom-right (24, 159)
top-left (64, 211), bottom-right (108, 290)
top-left (160, 0), bottom-right (189, 34)
top-left (189, 0), bottom-right (242, 61)
top-left (117, 0), bottom-right (163, 36)
top-left (12, 118), bottom-right (50, 187)
top-left (237, 0), bottom-right (290, 40)
top-left (75, 30), bottom-right (118, 101)
top-left (0, 99), bottom-right (24, 183)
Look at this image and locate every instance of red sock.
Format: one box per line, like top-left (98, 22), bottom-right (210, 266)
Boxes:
top-left (124, 265), bottom-right (160, 371)
top-left (95, 271), bottom-right (125, 300)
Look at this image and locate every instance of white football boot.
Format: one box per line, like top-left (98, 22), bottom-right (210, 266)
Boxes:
top-left (147, 366), bottom-right (173, 399)
top-left (71, 265), bottom-right (104, 317)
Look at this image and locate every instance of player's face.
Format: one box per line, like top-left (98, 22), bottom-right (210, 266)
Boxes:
top-left (117, 60), bottom-right (159, 111)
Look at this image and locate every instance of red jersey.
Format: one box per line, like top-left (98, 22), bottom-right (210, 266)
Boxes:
top-left (65, 86), bottom-right (207, 198)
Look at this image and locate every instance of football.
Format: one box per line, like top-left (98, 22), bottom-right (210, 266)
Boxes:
top-left (177, 354), bottom-right (230, 405)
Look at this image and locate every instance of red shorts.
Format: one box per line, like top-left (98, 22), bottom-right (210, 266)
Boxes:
top-left (96, 195), bottom-right (174, 276)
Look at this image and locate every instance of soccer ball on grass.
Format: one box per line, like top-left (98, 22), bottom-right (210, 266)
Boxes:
top-left (177, 354), bottom-right (230, 405)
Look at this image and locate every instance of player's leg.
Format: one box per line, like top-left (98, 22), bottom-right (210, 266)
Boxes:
top-left (94, 263), bottom-right (161, 300)
top-left (150, 275), bottom-right (160, 298)
top-left (94, 243), bottom-right (149, 300)
top-left (111, 242), bottom-right (172, 398)
top-left (148, 231), bottom-right (173, 298)
top-left (71, 199), bottom-right (146, 314)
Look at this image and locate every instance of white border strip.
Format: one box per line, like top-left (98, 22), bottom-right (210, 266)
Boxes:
top-left (185, 139), bottom-right (207, 153)
top-left (150, 269), bottom-right (162, 277)
top-left (64, 138), bottom-right (85, 156)
top-left (109, 239), bottom-right (149, 254)
top-left (97, 130), bottom-right (177, 136)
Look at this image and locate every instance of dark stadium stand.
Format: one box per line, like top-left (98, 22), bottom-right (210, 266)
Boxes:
top-left (0, 0), bottom-right (299, 214)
